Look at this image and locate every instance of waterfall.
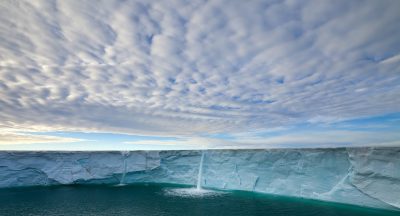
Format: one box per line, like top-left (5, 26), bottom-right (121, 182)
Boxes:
top-left (120, 157), bottom-right (127, 185)
top-left (253, 176), bottom-right (259, 191)
top-left (119, 151), bottom-right (130, 185)
top-left (196, 151), bottom-right (205, 190)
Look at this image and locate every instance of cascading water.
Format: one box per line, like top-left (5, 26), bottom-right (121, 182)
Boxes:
top-left (196, 151), bottom-right (205, 190)
top-left (119, 151), bottom-right (130, 185)
top-left (163, 150), bottom-right (222, 197)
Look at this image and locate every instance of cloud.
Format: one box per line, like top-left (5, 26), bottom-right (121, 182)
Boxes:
top-left (0, 132), bottom-right (83, 145)
top-left (124, 136), bottom-right (230, 149)
top-left (122, 129), bottom-right (400, 150)
top-left (381, 54), bottom-right (400, 65)
top-left (0, 0), bottom-right (399, 146)
top-left (224, 130), bottom-right (400, 148)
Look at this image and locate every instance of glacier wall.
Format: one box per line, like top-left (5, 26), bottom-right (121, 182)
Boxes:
top-left (0, 148), bottom-right (399, 211)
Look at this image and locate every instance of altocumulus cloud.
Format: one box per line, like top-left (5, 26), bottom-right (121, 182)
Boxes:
top-left (0, 0), bottom-right (400, 146)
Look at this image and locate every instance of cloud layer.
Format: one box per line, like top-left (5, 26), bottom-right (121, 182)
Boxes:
top-left (0, 132), bottom-right (82, 145)
top-left (0, 0), bottom-right (400, 140)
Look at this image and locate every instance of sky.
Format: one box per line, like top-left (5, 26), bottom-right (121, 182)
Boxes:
top-left (0, 0), bottom-right (399, 150)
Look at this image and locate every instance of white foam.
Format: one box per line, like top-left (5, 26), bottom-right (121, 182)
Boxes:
top-left (163, 188), bottom-right (225, 198)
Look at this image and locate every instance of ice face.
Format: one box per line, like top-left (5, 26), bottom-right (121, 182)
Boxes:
top-left (347, 148), bottom-right (400, 208)
top-left (0, 151), bottom-right (160, 186)
top-left (0, 148), bottom-right (399, 211)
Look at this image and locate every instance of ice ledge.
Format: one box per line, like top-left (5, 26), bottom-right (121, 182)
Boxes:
top-left (0, 151), bottom-right (160, 186)
top-left (0, 148), bottom-right (399, 211)
top-left (347, 148), bottom-right (400, 209)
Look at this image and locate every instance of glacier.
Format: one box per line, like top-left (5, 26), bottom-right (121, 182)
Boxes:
top-left (0, 147), bottom-right (399, 211)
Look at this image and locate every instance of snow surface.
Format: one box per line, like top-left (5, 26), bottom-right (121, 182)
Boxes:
top-left (0, 148), bottom-right (398, 210)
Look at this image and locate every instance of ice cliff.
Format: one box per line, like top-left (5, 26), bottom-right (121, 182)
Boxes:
top-left (0, 148), bottom-right (399, 211)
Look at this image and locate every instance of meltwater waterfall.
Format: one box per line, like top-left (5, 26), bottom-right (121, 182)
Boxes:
top-left (119, 151), bottom-right (130, 185)
top-left (196, 151), bottom-right (205, 190)
top-left (163, 151), bottom-right (214, 197)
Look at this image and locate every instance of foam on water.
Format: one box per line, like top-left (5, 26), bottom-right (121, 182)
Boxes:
top-left (163, 187), bottom-right (225, 198)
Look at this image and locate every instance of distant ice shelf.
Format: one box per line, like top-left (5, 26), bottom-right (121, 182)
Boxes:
top-left (0, 148), bottom-right (399, 211)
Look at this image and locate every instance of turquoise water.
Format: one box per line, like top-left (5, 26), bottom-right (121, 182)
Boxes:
top-left (0, 184), bottom-right (398, 216)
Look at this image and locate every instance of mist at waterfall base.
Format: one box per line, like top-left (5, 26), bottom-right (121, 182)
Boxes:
top-left (0, 184), bottom-right (397, 216)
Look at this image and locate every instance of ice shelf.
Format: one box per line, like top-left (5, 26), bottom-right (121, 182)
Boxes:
top-left (0, 148), bottom-right (399, 211)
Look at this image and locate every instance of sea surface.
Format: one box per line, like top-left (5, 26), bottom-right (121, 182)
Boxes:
top-left (0, 184), bottom-right (398, 216)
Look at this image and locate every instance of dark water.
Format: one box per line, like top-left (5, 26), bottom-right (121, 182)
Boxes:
top-left (0, 184), bottom-right (398, 216)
